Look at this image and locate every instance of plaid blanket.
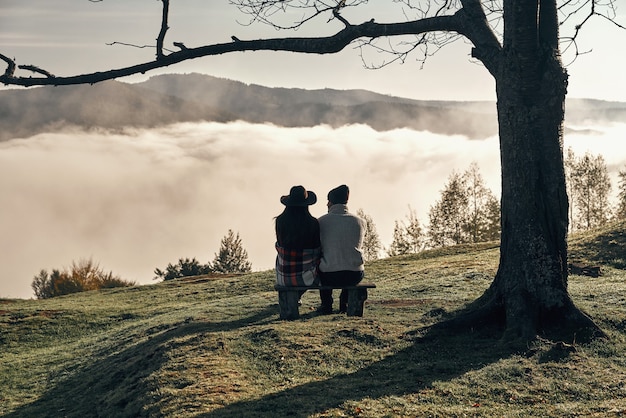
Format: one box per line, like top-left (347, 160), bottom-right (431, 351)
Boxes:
top-left (275, 243), bottom-right (321, 286)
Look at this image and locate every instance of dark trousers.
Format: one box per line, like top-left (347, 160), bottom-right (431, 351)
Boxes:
top-left (319, 270), bottom-right (364, 310)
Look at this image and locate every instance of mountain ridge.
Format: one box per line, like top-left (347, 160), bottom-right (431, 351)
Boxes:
top-left (1, 72), bottom-right (624, 141)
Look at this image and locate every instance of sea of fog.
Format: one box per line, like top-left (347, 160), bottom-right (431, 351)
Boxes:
top-left (2, 121), bottom-right (625, 299)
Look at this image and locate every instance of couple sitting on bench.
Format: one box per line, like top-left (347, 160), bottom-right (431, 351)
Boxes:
top-left (275, 184), bottom-right (365, 315)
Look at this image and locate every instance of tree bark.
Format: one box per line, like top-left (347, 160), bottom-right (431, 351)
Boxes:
top-left (451, 0), bottom-right (605, 343)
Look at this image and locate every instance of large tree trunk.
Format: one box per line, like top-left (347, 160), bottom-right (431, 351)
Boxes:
top-left (485, 69), bottom-right (601, 342)
top-left (453, 0), bottom-right (605, 343)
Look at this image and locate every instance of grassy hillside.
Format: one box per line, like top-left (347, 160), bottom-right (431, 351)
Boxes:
top-left (1, 225), bottom-right (625, 417)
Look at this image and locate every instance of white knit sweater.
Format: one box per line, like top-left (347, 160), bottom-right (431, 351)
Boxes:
top-left (318, 204), bottom-right (365, 273)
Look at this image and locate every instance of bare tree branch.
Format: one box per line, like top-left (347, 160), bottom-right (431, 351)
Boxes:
top-left (1, 14), bottom-right (468, 87)
top-left (0, 53), bottom-right (16, 77)
top-left (105, 41), bottom-right (175, 54)
top-left (0, 0), bottom-right (620, 88)
top-left (229, 0), bottom-right (368, 30)
top-left (156, 0), bottom-right (170, 60)
top-left (17, 65), bottom-right (54, 78)
top-left (558, 0), bottom-right (625, 64)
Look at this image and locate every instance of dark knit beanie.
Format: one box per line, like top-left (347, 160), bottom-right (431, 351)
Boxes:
top-left (328, 184), bottom-right (349, 204)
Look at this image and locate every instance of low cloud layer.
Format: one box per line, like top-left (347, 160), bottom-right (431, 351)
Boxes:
top-left (1, 121), bottom-right (624, 298)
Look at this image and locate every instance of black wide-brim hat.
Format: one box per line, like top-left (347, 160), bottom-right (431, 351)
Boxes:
top-left (280, 185), bottom-right (317, 206)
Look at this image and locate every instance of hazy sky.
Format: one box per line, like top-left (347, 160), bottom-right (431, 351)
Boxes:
top-left (1, 1), bottom-right (625, 101)
top-left (1, 2), bottom-right (626, 299)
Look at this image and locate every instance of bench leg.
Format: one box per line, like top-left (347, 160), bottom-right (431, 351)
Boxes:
top-left (278, 290), bottom-right (300, 320)
top-left (346, 288), bottom-right (368, 317)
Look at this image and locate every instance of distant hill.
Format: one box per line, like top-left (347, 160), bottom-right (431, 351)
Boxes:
top-left (136, 74), bottom-right (500, 137)
top-left (0, 80), bottom-right (234, 141)
top-left (1, 72), bottom-right (625, 141)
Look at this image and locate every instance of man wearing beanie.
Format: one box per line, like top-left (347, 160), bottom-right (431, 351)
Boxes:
top-left (317, 184), bottom-right (365, 314)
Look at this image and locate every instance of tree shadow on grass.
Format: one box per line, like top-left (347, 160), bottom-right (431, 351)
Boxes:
top-left (4, 306), bottom-right (278, 418)
top-left (201, 326), bottom-right (515, 418)
top-left (5, 303), bottom-right (516, 418)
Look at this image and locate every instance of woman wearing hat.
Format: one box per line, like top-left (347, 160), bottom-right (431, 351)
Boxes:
top-left (275, 185), bottom-right (321, 289)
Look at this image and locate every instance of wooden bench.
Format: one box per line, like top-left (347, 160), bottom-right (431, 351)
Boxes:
top-left (274, 282), bottom-right (376, 320)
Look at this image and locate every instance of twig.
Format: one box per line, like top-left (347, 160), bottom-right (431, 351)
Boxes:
top-left (0, 52), bottom-right (16, 77)
top-left (18, 65), bottom-right (54, 78)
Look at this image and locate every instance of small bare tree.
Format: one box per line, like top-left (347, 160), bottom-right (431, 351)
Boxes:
top-left (464, 163), bottom-right (500, 243)
top-left (568, 150), bottom-right (612, 230)
top-left (388, 206), bottom-right (424, 256)
top-left (428, 171), bottom-right (469, 247)
top-left (617, 168), bottom-right (626, 220)
top-left (387, 220), bottom-right (412, 257)
top-left (357, 208), bottom-right (382, 262)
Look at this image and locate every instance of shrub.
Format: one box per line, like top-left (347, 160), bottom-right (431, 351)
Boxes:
top-left (154, 257), bottom-right (213, 281)
top-left (154, 230), bottom-right (252, 281)
top-left (31, 259), bottom-right (136, 299)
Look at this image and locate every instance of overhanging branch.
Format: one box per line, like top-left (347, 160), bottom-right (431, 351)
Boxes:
top-left (1, 15), bottom-right (464, 87)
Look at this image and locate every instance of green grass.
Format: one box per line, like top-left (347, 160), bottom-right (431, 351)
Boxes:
top-left (1, 226), bottom-right (625, 417)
